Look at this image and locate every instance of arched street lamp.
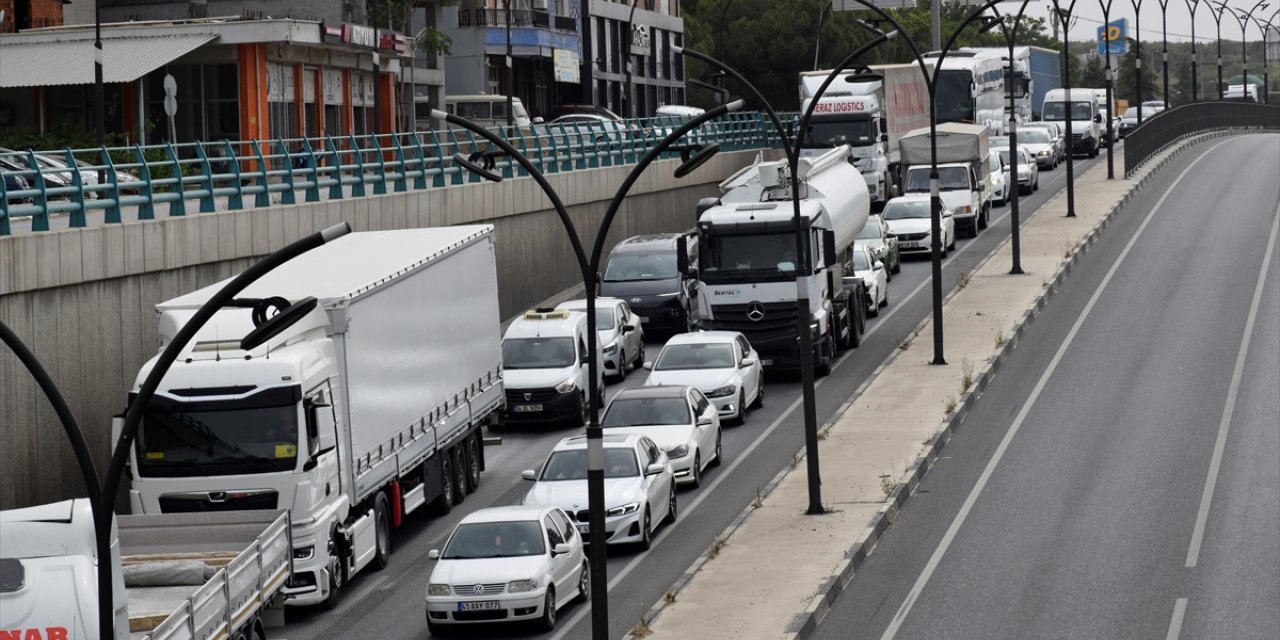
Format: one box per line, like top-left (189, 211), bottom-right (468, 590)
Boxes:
top-left (1130, 0), bottom-right (1147, 120)
top-left (1209, 0), bottom-right (1229, 98)
top-left (1097, 0), bottom-right (1119, 179)
top-left (1221, 0), bottom-right (1272, 101)
top-left (1158, 0), bottom-right (1172, 107)
top-left (1244, 8), bottom-right (1280, 103)
top-left (983, 1), bottom-right (1038, 273)
top-left (1185, 0), bottom-right (1203, 101)
top-left (437, 103), bottom-right (741, 640)
top-left (1052, 0), bottom-right (1083, 215)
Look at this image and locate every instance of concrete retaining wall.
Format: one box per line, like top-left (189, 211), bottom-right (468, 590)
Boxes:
top-left (0, 149), bottom-right (774, 509)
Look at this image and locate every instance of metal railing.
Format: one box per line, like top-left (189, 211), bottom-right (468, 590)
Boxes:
top-left (456, 8), bottom-right (578, 32)
top-left (1124, 101), bottom-right (1280, 177)
top-left (0, 112), bottom-right (788, 236)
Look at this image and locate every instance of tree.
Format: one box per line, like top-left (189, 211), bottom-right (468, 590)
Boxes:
top-left (1170, 55), bottom-right (1194, 105)
top-left (1114, 37), bottom-right (1161, 104)
top-left (1072, 56), bottom-right (1106, 88)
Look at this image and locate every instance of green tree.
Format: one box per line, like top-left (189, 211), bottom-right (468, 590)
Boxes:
top-left (1114, 37), bottom-right (1161, 104)
top-left (1072, 56), bottom-right (1106, 88)
top-left (1170, 55), bottom-right (1194, 105)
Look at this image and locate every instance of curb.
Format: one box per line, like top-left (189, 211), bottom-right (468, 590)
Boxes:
top-left (628, 131), bottom-right (1237, 640)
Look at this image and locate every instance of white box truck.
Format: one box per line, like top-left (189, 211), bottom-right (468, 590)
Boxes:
top-left (898, 122), bottom-right (993, 238)
top-left (689, 146), bottom-right (871, 374)
top-left (798, 64), bottom-right (930, 206)
top-left (121, 227), bottom-right (504, 609)
top-left (0, 499), bottom-right (290, 640)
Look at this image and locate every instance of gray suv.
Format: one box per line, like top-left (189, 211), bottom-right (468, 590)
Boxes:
top-left (599, 233), bottom-right (699, 334)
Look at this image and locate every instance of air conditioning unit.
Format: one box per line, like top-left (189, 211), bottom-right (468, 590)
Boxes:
top-left (532, 0), bottom-right (549, 10)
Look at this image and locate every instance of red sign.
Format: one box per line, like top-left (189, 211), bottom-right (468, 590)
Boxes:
top-left (0, 628), bottom-right (70, 640)
top-left (813, 101), bottom-right (866, 114)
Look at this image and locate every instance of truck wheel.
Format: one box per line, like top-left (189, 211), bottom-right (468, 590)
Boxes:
top-left (465, 435), bottom-right (481, 493)
top-left (432, 455), bottom-right (455, 515)
top-left (815, 337), bottom-right (834, 377)
top-left (452, 449), bottom-right (468, 505)
top-left (372, 492), bottom-right (391, 571)
top-left (322, 533), bottom-right (347, 610)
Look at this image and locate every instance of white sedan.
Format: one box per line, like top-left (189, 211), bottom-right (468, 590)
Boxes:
top-left (1000, 147), bottom-right (1039, 195)
top-left (425, 505), bottom-right (587, 634)
top-left (557, 297), bottom-right (644, 381)
top-left (601, 386), bottom-right (721, 487)
top-left (882, 195), bottom-right (957, 258)
top-left (522, 433), bottom-right (676, 549)
top-left (851, 244), bottom-right (889, 317)
top-left (643, 331), bottom-right (764, 425)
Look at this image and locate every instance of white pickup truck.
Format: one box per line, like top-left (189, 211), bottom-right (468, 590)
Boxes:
top-left (898, 123), bottom-right (993, 238)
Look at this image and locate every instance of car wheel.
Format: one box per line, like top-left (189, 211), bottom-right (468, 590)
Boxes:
top-left (638, 508), bottom-right (653, 550)
top-left (881, 284), bottom-right (889, 308)
top-left (576, 562), bottom-right (590, 603)
top-left (891, 256), bottom-right (901, 275)
top-left (690, 452), bottom-right (702, 488)
top-left (537, 588), bottom-right (557, 631)
top-left (711, 429), bottom-right (723, 466)
top-left (664, 484), bottom-right (678, 524)
top-left (948, 231), bottom-right (957, 252)
top-left (372, 492), bottom-right (391, 570)
top-left (867, 294), bottom-right (880, 317)
top-left (633, 344), bottom-right (646, 369)
top-left (750, 381), bottom-right (764, 409)
top-left (574, 393), bottom-right (588, 427)
top-left (733, 389), bottom-right (747, 425)
top-left (432, 454), bottom-right (455, 515)
top-left (1034, 175), bottom-right (1040, 191)
top-left (465, 435), bottom-right (481, 493)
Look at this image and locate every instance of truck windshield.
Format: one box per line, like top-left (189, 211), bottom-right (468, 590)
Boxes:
top-left (1042, 101), bottom-right (1094, 120)
top-left (802, 118), bottom-right (877, 147)
top-left (137, 388), bottom-right (301, 477)
top-left (503, 337), bottom-right (576, 369)
top-left (905, 167), bottom-right (970, 192)
top-left (935, 70), bottom-right (975, 123)
top-left (700, 232), bottom-right (798, 282)
top-left (603, 252), bottom-right (677, 281)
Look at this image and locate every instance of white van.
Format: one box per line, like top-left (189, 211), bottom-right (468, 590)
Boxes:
top-left (445, 94), bottom-right (534, 129)
top-left (1041, 88), bottom-right (1101, 158)
top-left (501, 308), bottom-right (604, 427)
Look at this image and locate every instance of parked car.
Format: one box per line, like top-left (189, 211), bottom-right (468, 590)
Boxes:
top-left (501, 308), bottom-right (604, 427)
top-left (0, 149), bottom-right (73, 192)
top-left (425, 505), bottom-right (587, 633)
top-left (599, 233), bottom-right (699, 334)
top-left (882, 195), bottom-right (956, 257)
top-left (1, 148), bottom-right (141, 198)
top-left (556, 297), bottom-right (644, 382)
top-left (851, 244), bottom-right (889, 317)
top-left (643, 331), bottom-right (764, 425)
top-left (987, 149), bottom-right (1012, 207)
top-left (600, 386), bottom-right (721, 487)
top-left (546, 114), bottom-right (634, 142)
top-left (1000, 146), bottom-right (1039, 194)
top-left (548, 103), bottom-right (623, 121)
top-left (855, 214), bottom-right (901, 277)
top-left (1, 158), bottom-right (32, 203)
top-left (522, 434), bottom-right (677, 549)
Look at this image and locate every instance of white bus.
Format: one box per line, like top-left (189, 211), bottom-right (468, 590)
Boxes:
top-left (924, 50), bottom-right (1007, 136)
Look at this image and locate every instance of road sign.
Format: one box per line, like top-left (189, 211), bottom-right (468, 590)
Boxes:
top-left (163, 74), bottom-right (178, 117)
top-left (1097, 19), bottom-right (1127, 56)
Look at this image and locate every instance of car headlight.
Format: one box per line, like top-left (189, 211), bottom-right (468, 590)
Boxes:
top-left (667, 444), bottom-right (690, 459)
top-left (554, 377), bottom-right (577, 393)
top-left (428, 583), bottom-right (452, 596)
top-left (606, 502), bottom-right (640, 517)
top-left (603, 342), bottom-right (618, 354)
top-left (960, 205), bottom-right (972, 214)
top-left (706, 385), bottom-right (736, 398)
top-left (1038, 149), bottom-right (1050, 156)
top-left (508, 579), bottom-right (539, 593)
top-left (293, 545), bottom-right (314, 560)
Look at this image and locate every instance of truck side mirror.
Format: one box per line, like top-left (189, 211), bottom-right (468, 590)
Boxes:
top-left (822, 229), bottom-right (837, 268)
top-left (676, 236), bottom-right (689, 276)
top-left (309, 402), bottom-right (336, 453)
top-left (879, 118), bottom-right (888, 134)
top-left (1094, 114), bottom-right (1102, 123)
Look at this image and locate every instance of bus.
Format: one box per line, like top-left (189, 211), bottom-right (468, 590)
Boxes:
top-left (923, 50), bottom-right (1007, 136)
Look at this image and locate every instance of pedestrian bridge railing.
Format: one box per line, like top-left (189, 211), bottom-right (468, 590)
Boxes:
top-left (1123, 101), bottom-right (1280, 177)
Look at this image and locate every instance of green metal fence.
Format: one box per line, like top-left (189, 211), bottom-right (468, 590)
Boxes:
top-left (0, 112), bottom-right (790, 236)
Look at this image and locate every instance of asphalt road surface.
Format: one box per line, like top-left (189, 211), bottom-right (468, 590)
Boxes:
top-left (274, 147), bottom-right (1117, 640)
top-left (814, 134), bottom-right (1280, 640)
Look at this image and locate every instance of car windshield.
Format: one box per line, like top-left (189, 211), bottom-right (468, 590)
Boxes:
top-left (441, 521), bottom-right (546, 559)
top-left (802, 117), bottom-right (877, 147)
top-left (136, 387), bottom-right (300, 477)
top-left (906, 167), bottom-right (969, 192)
top-left (603, 252), bottom-right (677, 281)
top-left (999, 150), bottom-right (1030, 167)
top-left (602, 397), bottom-right (691, 427)
top-left (857, 220), bottom-right (883, 240)
top-left (882, 200), bottom-right (932, 220)
top-left (655, 343), bottom-right (737, 370)
top-left (935, 70), bottom-right (975, 122)
top-left (562, 307), bottom-right (615, 330)
top-left (503, 337), bottom-right (576, 369)
top-left (1042, 101), bottom-right (1094, 120)
top-left (1020, 130), bottom-right (1051, 144)
top-left (852, 251), bottom-right (872, 271)
top-left (540, 448), bottom-right (640, 480)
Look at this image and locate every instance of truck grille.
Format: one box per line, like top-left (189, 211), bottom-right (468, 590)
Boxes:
top-left (158, 490), bottom-right (278, 513)
top-left (708, 302), bottom-right (799, 345)
top-left (452, 583), bottom-right (506, 596)
top-left (506, 388), bottom-right (557, 403)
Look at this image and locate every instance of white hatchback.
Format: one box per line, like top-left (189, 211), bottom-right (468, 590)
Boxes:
top-left (851, 244), bottom-right (889, 317)
top-left (425, 505), bottom-right (587, 634)
top-left (557, 297), bottom-right (645, 381)
top-left (643, 331), bottom-right (764, 424)
top-left (882, 195), bottom-right (957, 257)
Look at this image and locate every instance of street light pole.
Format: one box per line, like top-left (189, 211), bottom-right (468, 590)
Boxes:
top-left (94, 0), bottom-right (105, 171)
top-left (505, 0), bottom-right (514, 127)
top-left (373, 0), bottom-right (383, 135)
top-left (1210, 1), bottom-right (1226, 98)
top-left (439, 102), bottom-right (740, 640)
top-left (1185, 0), bottom-right (1201, 101)
top-left (1159, 0), bottom-right (1171, 107)
top-left (1099, 0), bottom-right (1117, 179)
top-left (1053, 0), bottom-right (1081, 216)
top-left (1130, 0), bottom-right (1146, 121)
top-left (985, 2), bottom-right (1037, 274)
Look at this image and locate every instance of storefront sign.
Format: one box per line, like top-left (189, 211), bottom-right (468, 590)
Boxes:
top-left (324, 69), bottom-right (343, 105)
top-left (630, 23), bottom-right (651, 57)
top-left (323, 22), bottom-right (409, 53)
top-left (553, 49), bottom-right (580, 83)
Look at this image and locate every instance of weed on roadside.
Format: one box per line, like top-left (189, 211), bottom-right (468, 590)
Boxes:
top-left (959, 358), bottom-right (974, 393)
top-left (944, 394), bottom-right (957, 414)
top-left (995, 329), bottom-right (1006, 348)
top-left (879, 474), bottom-right (895, 498)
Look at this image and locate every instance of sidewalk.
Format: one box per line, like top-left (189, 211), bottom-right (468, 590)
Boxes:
top-left (634, 136), bottom-right (1220, 640)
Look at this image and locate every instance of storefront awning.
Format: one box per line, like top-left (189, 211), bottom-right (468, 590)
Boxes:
top-left (0, 33), bottom-right (218, 88)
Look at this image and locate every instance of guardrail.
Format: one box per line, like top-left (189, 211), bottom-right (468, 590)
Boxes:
top-left (1123, 102), bottom-right (1280, 177)
top-left (0, 112), bottom-right (789, 236)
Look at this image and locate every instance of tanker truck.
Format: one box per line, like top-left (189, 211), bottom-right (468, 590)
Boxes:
top-left (686, 145), bottom-right (871, 375)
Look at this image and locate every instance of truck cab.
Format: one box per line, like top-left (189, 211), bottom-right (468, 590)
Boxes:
top-left (502, 309), bottom-right (604, 426)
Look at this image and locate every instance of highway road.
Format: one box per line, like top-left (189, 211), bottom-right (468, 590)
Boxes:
top-left (277, 148), bottom-right (1115, 640)
top-left (813, 133), bottom-right (1280, 640)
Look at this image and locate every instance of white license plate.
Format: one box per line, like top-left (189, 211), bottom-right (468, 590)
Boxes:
top-left (900, 242), bottom-right (918, 249)
top-left (639, 316), bottom-right (650, 323)
top-left (759, 359), bottom-right (773, 366)
top-left (458, 601), bottom-right (501, 611)
top-left (512, 404), bottom-right (543, 413)
top-left (576, 523), bottom-right (589, 533)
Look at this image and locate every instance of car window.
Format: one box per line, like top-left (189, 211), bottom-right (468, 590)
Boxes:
top-left (654, 343), bottom-right (737, 370)
top-left (691, 389), bottom-right (710, 415)
top-left (604, 448), bottom-right (641, 478)
top-left (642, 439), bottom-right (661, 465)
top-left (441, 521), bottom-right (546, 559)
top-left (736, 335), bottom-right (751, 357)
top-left (551, 509), bottom-right (575, 541)
top-left (544, 515), bottom-right (565, 547)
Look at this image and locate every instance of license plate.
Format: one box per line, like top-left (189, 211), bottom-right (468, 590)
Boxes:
top-left (458, 601), bottom-right (501, 611)
top-left (512, 404), bottom-right (543, 413)
top-left (900, 242), bottom-right (918, 249)
top-left (760, 359), bottom-right (773, 366)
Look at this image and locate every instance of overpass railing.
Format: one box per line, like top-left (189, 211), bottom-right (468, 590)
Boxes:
top-left (0, 112), bottom-right (791, 236)
top-left (1124, 102), bottom-right (1280, 178)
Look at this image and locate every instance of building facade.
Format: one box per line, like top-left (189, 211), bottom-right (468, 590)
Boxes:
top-left (585, 0), bottom-right (685, 118)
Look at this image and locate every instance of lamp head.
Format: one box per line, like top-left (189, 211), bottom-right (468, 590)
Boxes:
top-left (674, 143), bottom-right (721, 179)
top-left (452, 152), bottom-right (503, 183)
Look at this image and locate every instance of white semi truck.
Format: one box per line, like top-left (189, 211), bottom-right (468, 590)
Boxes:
top-left (899, 122), bottom-right (993, 238)
top-left (798, 64), bottom-right (931, 206)
top-left (122, 227), bottom-right (504, 609)
top-left (0, 499), bottom-right (290, 640)
top-left (689, 146), bottom-right (871, 374)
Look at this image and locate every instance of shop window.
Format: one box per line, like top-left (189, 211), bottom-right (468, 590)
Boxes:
top-left (267, 62), bottom-right (297, 140)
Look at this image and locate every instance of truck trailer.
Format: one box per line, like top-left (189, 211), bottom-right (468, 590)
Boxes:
top-left (121, 227), bottom-right (504, 609)
top-left (0, 499), bottom-right (290, 640)
top-left (690, 146), bottom-right (871, 373)
top-left (798, 64), bottom-right (930, 206)
top-left (899, 122), bottom-right (993, 238)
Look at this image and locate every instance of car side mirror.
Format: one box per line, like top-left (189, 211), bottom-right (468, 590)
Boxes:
top-left (532, 116), bottom-right (545, 124)
top-left (874, 261), bottom-right (884, 270)
top-left (880, 133), bottom-right (889, 143)
top-left (822, 229), bottom-right (837, 268)
top-left (522, 469), bottom-right (537, 481)
top-left (697, 416), bottom-right (714, 427)
top-left (428, 549), bottom-right (441, 560)
top-left (676, 236), bottom-right (689, 275)
top-left (741, 357), bottom-right (756, 367)
top-left (642, 361), bottom-right (653, 370)
top-left (622, 324), bottom-right (635, 333)
top-left (645, 463), bottom-right (666, 476)
top-left (552, 543), bottom-right (571, 556)
top-left (1094, 114), bottom-right (1102, 123)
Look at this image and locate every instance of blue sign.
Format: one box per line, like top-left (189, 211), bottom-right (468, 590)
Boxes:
top-left (1097, 19), bottom-right (1128, 56)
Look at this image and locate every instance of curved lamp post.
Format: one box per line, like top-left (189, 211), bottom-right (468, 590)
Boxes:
top-left (1097, 0), bottom-right (1119, 179)
top-left (1130, 0), bottom-right (1147, 120)
top-left (1052, 0), bottom-right (1082, 215)
top-left (437, 102), bottom-right (741, 640)
top-left (1209, 0), bottom-right (1228, 98)
top-left (1222, 0), bottom-right (1272, 101)
top-left (1185, 0), bottom-right (1203, 101)
top-left (983, 1), bottom-right (1037, 274)
top-left (1244, 8), bottom-right (1280, 103)
top-left (1159, 0), bottom-right (1173, 107)
top-left (97, 222), bottom-right (352, 640)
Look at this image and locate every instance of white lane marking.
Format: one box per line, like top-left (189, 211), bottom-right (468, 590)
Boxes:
top-left (1185, 198), bottom-right (1280, 567)
top-left (550, 149), bottom-right (1106, 640)
top-left (1166, 598), bottom-right (1190, 640)
top-left (877, 137), bottom-right (1239, 640)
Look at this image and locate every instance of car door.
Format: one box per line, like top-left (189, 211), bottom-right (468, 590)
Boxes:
top-left (639, 438), bottom-right (666, 515)
top-left (619, 302), bottom-right (641, 358)
top-left (735, 335), bottom-right (761, 404)
top-left (543, 514), bottom-right (574, 603)
top-left (690, 389), bottom-right (717, 462)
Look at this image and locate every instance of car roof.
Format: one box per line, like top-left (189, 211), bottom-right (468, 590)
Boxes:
top-left (887, 194), bottom-right (931, 204)
top-left (557, 297), bottom-right (624, 311)
top-left (504, 309), bottom-right (587, 339)
top-left (553, 433), bottom-right (644, 450)
top-left (663, 331), bottom-right (739, 345)
top-left (610, 385), bottom-right (691, 401)
top-left (611, 233), bottom-right (682, 252)
top-left (459, 505), bottom-right (557, 524)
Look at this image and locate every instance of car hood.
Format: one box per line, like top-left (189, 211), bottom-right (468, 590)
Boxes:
top-left (885, 218), bottom-right (934, 235)
top-left (599, 278), bottom-right (681, 299)
top-left (504, 366), bottom-right (578, 390)
top-left (525, 477), bottom-right (645, 511)
top-left (1022, 142), bottom-right (1053, 154)
top-left (645, 368), bottom-right (738, 392)
top-left (601, 425), bottom-right (694, 452)
top-left (430, 555), bottom-right (548, 586)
